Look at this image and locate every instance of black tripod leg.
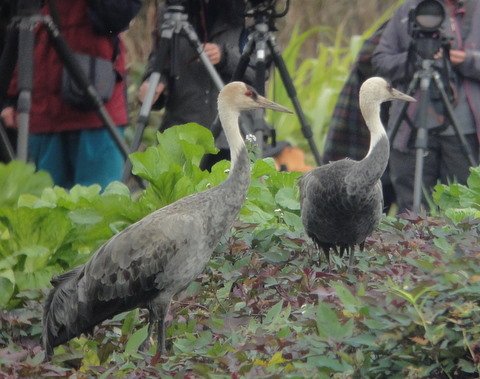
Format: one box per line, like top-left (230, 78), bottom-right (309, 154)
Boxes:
top-left (267, 37), bottom-right (322, 166)
top-left (209, 36), bottom-right (255, 141)
top-left (387, 74), bottom-right (420, 142)
top-left (412, 74), bottom-right (432, 213)
top-left (232, 37), bottom-right (255, 82)
top-left (43, 18), bottom-right (130, 159)
top-left (432, 72), bottom-right (478, 167)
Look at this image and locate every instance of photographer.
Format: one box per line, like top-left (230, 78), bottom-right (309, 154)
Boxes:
top-left (0, 0), bottom-right (141, 188)
top-left (372, 0), bottom-right (480, 213)
top-left (138, 0), bottom-right (256, 166)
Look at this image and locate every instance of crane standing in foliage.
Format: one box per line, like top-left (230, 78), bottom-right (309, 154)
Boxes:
top-left (42, 82), bottom-right (291, 358)
top-left (299, 77), bottom-right (415, 271)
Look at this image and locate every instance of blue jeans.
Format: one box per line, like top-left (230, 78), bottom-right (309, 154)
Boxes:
top-left (28, 128), bottom-right (125, 189)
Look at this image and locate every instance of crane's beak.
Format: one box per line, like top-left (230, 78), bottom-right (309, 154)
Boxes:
top-left (255, 95), bottom-right (293, 113)
top-left (390, 88), bottom-right (416, 102)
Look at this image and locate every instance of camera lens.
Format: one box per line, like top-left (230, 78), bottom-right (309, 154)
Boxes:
top-left (414, 0), bottom-right (445, 31)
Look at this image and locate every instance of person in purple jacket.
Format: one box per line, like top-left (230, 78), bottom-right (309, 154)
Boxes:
top-left (372, 0), bottom-right (480, 213)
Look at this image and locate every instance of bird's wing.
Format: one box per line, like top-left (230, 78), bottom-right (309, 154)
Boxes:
top-left (82, 207), bottom-right (205, 304)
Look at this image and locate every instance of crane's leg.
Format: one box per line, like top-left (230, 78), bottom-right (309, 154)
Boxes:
top-left (347, 245), bottom-right (355, 274)
top-left (321, 247), bottom-right (331, 271)
top-left (140, 309), bottom-right (155, 352)
top-left (151, 294), bottom-right (172, 355)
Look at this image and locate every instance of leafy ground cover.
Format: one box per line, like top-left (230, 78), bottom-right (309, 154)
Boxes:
top-left (1, 125), bottom-right (479, 378)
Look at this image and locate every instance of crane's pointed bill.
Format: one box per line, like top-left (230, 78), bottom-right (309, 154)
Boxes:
top-left (255, 95), bottom-right (293, 113)
top-left (390, 88), bottom-right (416, 102)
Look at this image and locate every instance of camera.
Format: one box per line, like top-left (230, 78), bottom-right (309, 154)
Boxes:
top-left (245, 0), bottom-right (289, 19)
top-left (165, 0), bottom-right (187, 6)
top-left (408, 0), bottom-right (449, 60)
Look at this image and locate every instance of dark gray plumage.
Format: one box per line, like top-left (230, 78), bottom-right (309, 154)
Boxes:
top-left (299, 77), bottom-right (415, 270)
top-left (42, 82), bottom-right (291, 357)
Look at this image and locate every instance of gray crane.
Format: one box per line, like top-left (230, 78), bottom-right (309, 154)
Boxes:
top-left (42, 82), bottom-right (291, 358)
top-left (299, 77), bottom-right (415, 271)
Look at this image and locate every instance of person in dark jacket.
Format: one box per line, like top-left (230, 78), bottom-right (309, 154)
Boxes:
top-left (138, 0), bottom-right (257, 167)
top-left (372, 0), bottom-right (480, 213)
top-left (0, 0), bottom-right (141, 188)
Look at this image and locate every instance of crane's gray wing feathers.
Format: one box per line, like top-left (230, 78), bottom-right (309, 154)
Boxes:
top-left (83, 206), bottom-right (207, 303)
top-left (299, 159), bottom-right (383, 247)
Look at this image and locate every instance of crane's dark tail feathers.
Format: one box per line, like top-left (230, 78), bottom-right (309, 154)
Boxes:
top-left (43, 266), bottom-right (83, 359)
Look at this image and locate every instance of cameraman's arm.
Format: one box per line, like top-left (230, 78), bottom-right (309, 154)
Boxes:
top-left (212, 26), bottom-right (256, 84)
top-left (0, 107), bottom-right (15, 128)
top-left (454, 48), bottom-right (480, 80)
top-left (371, 4), bottom-right (411, 83)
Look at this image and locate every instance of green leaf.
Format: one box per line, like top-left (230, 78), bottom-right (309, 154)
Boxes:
top-left (216, 280), bottom-right (234, 301)
top-left (0, 269), bottom-right (15, 307)
top-left (332, 282), bottom-right (360, 313)
top-left (0, 161), bottom-right (53, 207)
top-left (124, 325), bottom-right (149, 355)
top-left (275, 187), bottom-right (300, 211)
top-left (316, 303), bottom-right (354, 341)
top-left (121, 309), bottom-right (139, 336)
top-left (264, 300), bottom-right (284, 325)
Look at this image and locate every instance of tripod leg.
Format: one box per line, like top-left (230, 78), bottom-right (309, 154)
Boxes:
top-left (43, 17), bottom-right (130, 159)
top-left (432, 72), bottom-right (478, 167)
top-left (387, 74), bottom-right (420, 142)
top-left (0, 119), bottom-right (15, 162)
top-left (16, 19), bottom-right (35, 161)
top-left (181, 23), bottom-right (224, 91)
top-left (122, 37), bottom-right (172, 185)
top-left (232, 37), bottom-right (255, 82)
top-left (249, 30), bottom-right (270, 158)
top-left (266, 37), bottom-right (322, 166)
top-left (412, 75), bottom-right (432, 213)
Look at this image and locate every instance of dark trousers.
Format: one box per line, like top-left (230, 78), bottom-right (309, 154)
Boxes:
top-left (390, 133), bottom-right (479, 213)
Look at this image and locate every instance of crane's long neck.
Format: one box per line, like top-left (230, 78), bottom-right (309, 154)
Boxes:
top-left (218, 106), bottom-right (246, 172)
top-left (346, 101), bottom-right (389, 193)
top-left (218, 106), bottom-right (250, 196)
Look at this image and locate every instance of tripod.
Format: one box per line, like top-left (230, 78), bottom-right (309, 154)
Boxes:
top-left (122, 1), bottom-right (225, 184)
top-left (0, 0), bottom-right (131, 164)
top-left (0, 118), bottom-right (15, 162)
top-left (388, 58), bottom-right (478, 213)
top-left (227, 4), bottom-right (322, 166)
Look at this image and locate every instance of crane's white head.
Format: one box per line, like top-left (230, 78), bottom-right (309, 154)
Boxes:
top-left (218, 81), bottom-right (292, 114)
top-left (360, 77), bottom-right (416, 104)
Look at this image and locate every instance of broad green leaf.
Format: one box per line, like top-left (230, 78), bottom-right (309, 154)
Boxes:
top-left (264, 300), bottom-right (284, 325)
top-left (275, 187), bottom-right (300, 211)
top-left (0, 269), bottom-right (15, 307)
top-left (124, 325), bottom-right (149, 355)
top-left (316, 303), bottom-right (354, 341)
top-left (332, 282), bottom-right (360, 313)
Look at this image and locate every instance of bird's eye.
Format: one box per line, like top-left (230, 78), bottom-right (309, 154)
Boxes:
top-left (245, 90), bottom-right (254, 97)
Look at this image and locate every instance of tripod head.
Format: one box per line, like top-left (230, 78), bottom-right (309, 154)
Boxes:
top-left (408, 0), bottom-right (451, 61)
top-left (245, 0), bottom-right (289, 31)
